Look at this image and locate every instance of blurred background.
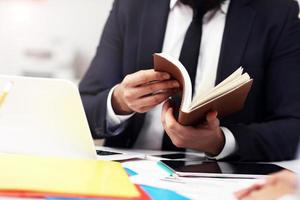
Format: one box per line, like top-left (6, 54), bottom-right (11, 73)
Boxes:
top-left (0, 0), bottom-right (114, 83)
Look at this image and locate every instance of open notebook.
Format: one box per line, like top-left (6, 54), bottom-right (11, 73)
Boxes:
top-left (154, 53), bottom-right (253, 126)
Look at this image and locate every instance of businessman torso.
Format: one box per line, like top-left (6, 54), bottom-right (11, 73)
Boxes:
top-left (80, 0), bottom-right (300, 161)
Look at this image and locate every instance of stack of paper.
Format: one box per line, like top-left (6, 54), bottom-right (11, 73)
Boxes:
top-left (123, 160), bottom-right (260, 200)
top-left (0, 154), bottom-right (140, 199)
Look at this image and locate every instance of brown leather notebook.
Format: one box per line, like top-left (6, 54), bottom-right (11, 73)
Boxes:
top-left (154, 53), bottom-right (253, 126)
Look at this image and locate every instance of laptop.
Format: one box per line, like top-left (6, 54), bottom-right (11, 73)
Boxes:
top-left (0, 75), bottom-right (97, 159)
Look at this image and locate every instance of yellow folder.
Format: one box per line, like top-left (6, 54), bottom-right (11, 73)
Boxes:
top-left (0, 154), bottom-right (140, 198)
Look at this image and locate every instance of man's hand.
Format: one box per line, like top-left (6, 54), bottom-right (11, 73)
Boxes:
top-left (235, 170), bottom-right (297, 200)
top-left (112, 69), bottom-right (180, 115)
top-left (161, 100), bottom-right (225, 156)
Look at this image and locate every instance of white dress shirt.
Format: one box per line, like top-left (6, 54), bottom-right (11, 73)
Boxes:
top-left (105, 0), bottom-right (237, 159)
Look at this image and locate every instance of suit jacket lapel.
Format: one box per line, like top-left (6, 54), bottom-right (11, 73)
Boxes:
top-left (137, 0), bottom-right (170, 70)
top-left (216, 0), bottom-right (256, 84)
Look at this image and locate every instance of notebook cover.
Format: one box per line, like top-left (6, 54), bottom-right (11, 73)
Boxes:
top-left (178, 80), bottom-right (253, 126)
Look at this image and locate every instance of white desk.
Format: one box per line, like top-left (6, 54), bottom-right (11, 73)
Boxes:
top-left (273, 160), bottom-right (300, 172)
top-left (96, 146), bottom-right (300, 171)
top-left (0, 147), bottom-right (298, 200)
top-left (96, 146), bottom-right (299, 200)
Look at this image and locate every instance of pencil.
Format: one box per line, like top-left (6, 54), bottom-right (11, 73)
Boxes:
top-left (0, 82), bottom-right (13, 107)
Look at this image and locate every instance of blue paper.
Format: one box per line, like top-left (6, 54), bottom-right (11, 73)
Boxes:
top-left (141, 185), bottom-right (190, 200)
top-left (124, 167), bottom-right (138, 176)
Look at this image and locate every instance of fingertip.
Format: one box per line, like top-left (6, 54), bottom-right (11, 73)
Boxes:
top-left (211, 111), bottom-right (218, 118)
top-left (234, 191), bottom-right (242, 199)
top-left (207, 111), bottom-right (218, 120)
top-left (214, 111), bottom-right (218, 118)
top-left (165, 106), bottom-right (174, 121)
top-left (167, 106), bottom-right (173, 115)
top-left (234, 189), bottom-right (249, 199)
top-left (162, 72), bottom-right (170, 80)
top-left (162, 99), bottom-right (170, 108)
top-left (206, 112), bottom-right (213, 122)
top-left (162, 99), bottom-right (172, 120)
top-left (151, 70), bottom-right (170, 81)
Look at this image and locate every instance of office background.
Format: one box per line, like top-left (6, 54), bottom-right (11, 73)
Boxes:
top-left (0, 0), bottom-right (114, 83)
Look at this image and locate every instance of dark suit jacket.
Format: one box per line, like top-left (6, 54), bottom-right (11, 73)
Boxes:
top-left (79, 0), bottom-right (300, 161)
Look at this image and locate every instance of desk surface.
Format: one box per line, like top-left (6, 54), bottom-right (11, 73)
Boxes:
top-left (96, 146), bottom-right (300, 200)
top-left (0, 146), bottom-right (298, 200)
top-left (273, 160), bottom-right (300, 172)
top-left (96, 146), bottom-right (300, 172)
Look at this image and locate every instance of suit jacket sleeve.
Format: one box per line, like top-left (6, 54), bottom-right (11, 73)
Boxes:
top-left (227, 2), bottom-right (300, 161)
top-left (79, 0), bottom-right (125, 139)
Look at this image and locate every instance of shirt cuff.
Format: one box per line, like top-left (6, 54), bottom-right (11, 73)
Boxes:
top-left (206, 127), bottom-right (238, 160)
top-left (106, 85), bottom-right (135, 134)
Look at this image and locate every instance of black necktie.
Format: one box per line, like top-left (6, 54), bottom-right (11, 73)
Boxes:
top-left (161, 1), bottom-right (218, 151)
top-left (179, 5), bottom-right (207, 92)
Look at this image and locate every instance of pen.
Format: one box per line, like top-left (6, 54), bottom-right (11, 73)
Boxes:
top-left (157, 161), bottom-right (176, 177)
top-left (0, 82), bottom-right (13, 107)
